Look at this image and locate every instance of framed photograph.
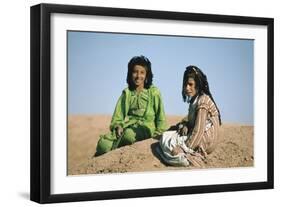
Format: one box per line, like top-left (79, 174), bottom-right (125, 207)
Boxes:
top-left (30, 3), bottom-right (274, 203)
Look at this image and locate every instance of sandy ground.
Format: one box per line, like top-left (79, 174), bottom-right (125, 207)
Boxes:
top-left (68, 115), bottom-right (253, 175)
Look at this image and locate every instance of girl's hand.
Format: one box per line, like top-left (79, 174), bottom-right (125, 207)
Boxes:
top-left (177, 123), bottom-right (189, 136)
top-left (115, 126), bottom-right (123, 138)
top-left (181, 126), bottom-right (189, 136)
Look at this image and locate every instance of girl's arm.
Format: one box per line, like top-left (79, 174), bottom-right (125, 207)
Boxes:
top-left (153, 90), bottom-right (167, 136)
top-left (110, 91), bottom-right (127, 131)
top-left (186, 108), bottom-right (208, 149)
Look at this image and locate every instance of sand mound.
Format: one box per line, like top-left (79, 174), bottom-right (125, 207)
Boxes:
top-left (68, 115), bottom-right (253, 175)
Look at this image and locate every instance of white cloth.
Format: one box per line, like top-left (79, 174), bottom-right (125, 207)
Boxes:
top-left (157, 131), bottom-right (194, 167)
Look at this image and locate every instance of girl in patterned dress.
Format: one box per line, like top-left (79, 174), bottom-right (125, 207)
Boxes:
top-left (158, 65), bottom-right (221, 167)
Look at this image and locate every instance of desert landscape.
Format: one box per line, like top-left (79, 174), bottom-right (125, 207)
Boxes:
top-left (68, 115), bottom-right (254, 175)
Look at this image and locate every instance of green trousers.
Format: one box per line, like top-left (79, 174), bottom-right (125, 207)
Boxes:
top-left (95, 125), bottom-right (151, 156)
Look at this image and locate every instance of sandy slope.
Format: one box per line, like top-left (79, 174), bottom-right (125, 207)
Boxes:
top-left (68, 115), bottom-right (253, 175)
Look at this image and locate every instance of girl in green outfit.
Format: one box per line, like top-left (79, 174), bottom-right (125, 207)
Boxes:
top-left (95, 55), bottom-right (167, 156)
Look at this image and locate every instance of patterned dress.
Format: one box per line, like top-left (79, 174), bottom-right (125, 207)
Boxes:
top-left (158, 93), bottom-right (220, 167)
top-left (185, 93), bottom-right (220, 154)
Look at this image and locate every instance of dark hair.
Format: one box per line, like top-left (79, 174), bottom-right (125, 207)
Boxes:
top-left (182, 65), bottom-right (222, 125)
top-left (126, 55), bottom-right (153, 90)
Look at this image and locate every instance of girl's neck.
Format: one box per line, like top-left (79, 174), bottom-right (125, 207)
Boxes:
top-left (188, 94), bottom-right (199, 104)
top-left (135, 85), bottom-right (144, 93)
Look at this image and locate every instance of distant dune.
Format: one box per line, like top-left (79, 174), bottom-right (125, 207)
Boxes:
top-left (68, 115), bottom-right (253, 175)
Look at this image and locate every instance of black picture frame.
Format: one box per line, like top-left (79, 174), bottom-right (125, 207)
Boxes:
top-left (30, 3), bottom-right (274, 204)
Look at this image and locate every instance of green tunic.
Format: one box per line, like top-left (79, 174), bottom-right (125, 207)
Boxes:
top-left (96, 85), bottom-right (167, 156)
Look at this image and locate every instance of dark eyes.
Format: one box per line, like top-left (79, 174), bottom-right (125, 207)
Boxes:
top-left (133, 70), bottom-right (146, 74)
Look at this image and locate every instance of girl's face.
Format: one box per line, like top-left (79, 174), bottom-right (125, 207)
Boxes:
top-left (185, 77), bottom-right (197, 97)
top-left (132, 65), bottom-right (147, 88)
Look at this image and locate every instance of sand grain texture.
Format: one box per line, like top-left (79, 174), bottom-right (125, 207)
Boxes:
top-left (68, 115), bottom-right (253, 175)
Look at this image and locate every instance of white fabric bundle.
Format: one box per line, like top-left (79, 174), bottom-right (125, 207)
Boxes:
top-left (157, 130), bottom-right (194, 167)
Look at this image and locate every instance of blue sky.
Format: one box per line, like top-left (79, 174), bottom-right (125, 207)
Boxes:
top-left (68, 31), bottom-right (254, 125)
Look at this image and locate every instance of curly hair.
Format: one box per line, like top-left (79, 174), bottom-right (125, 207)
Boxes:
top-left (182, 65), bottom-right (222, 125)
top-left (126, 55), bottom-right (153, 90)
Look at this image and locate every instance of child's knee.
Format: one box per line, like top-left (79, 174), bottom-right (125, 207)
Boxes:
top-left (122, 128), bottom-right (136, 144)
top-left (95, 137), bottom-right (113, 156)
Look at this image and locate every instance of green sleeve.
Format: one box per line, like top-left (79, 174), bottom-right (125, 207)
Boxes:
top-left (152, 88), bottom-right (167, 136)
top-left (110, 90), bottom-right (127, 131)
